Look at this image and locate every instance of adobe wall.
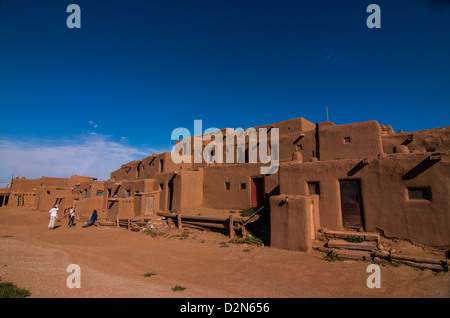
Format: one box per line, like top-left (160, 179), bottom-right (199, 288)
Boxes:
top-left (76, 196), bottom-right (104, 219)
top-left (138, 154), bottom-right (161, 179)
top-left (202, 163), bottom-right (279, 210)
top-left (54, 194), bottom-right (78, 218)
top-left (172, 169), bottom-right (204, 213)
top-left (382, 126), bottom-right (450, 155)
top-left (153, 171), bottom-right (177, 212)
top-left (33, 188), bottom-right (73, 212)
top-left (174, 117), bottom-right (317, 168)
top-left (73, 181), bottom-right (105, 199)
top-left (9, 177), bottom-right (41, 193)
top-left (279, 152), bottom-right (450, 247)
top-left (106, 198), bottom-right (135, 220)
top-left (134, 191), bottom-right (160, 216)
top-left (67, 175), bottom-right (97, 186)
top-left (254, 117), bottom-right (316, 136)
top-left (317, 120), bottom-right (383, 161)
top-left (7, 192), bottom-right (36, 207)
top-left (110, 160), bottom-right (141, 180)
top-left (270, 194), bottom-right (319, 252)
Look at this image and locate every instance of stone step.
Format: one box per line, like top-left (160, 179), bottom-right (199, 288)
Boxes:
top-left (323, 230), bottom-right (379, 242)
top-left (327, 239), bottom-right (377, 251)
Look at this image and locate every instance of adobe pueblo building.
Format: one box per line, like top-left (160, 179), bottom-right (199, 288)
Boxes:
top-left (2, 117), bottom-right (449, 254)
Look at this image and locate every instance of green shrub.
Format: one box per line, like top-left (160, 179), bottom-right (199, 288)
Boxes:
top-left (143, 272), bottom-right (157, 277)
top-left (346, 235), bottom-right (365, 243)
top-left (240, 207), bottom-right (255, 217)
top-left (0, 281), bottom-right (31, 298)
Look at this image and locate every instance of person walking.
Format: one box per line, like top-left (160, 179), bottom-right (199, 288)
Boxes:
top-left (68, 206), bottom-right (76, 227)
top-left (48, 205), bottom-right (58, 229)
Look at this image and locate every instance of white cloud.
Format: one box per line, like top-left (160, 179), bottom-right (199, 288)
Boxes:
top-left (0, 135), bottom-right (150, 181)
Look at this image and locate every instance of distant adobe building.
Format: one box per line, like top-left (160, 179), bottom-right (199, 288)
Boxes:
top-left (0, 175), bottom-right (99, 219)
top-left (1, 117), bottom-right (449, 250)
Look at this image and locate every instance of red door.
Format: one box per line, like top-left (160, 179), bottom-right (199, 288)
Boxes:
top-left (251, 177), bottom-right (265, 208)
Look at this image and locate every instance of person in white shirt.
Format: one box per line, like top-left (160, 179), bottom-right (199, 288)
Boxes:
top-left (48, 205), bottom-right (59, 229)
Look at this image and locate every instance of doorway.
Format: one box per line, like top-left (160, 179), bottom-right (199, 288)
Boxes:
top-left (251, 177), bottom-right (265, 208)
top-left (168, 182), bottom-right (174, 212)
top-left (339, 180), bottom-right (363, 229)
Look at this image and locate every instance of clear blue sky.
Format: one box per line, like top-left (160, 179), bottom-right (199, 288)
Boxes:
top-left (0, 0), bottom-right (449, 181)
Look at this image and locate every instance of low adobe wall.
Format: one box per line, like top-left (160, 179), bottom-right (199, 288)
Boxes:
top-left (75, 196), bottom-right (104, 219)
top-left (270, 194), bottom-right (320, 252)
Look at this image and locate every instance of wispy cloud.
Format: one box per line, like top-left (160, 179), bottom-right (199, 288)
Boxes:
top-left (321, 48), bottom-right (345, 62)
top-left (0, 135), bottom-right (150, 181)
top-left (88, 120), bottom-right (98, 128)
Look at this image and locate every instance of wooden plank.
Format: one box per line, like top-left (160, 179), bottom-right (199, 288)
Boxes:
top-left (157, 212), bottom-right (247, 224)
top-left (324, 230), bottom-right (379, 241)
top-left (327, 239), bottom-right (376, 251)
top-left (182, 221), bottom-right (226, 230)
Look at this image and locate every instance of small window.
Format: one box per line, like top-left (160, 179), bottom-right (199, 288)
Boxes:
top-left (307, 182), bottom-right (320, 195)
top-left (159, 159), bottom-right (164, 172)
top-left (225, 182), bottom-right (231, 190)
top-left (96, 191), bottom-right (103, 197)
top-left (126, 190), bottom-right (131, 198)
top-left (240, 183), bottom-right (246, 190)
top-left (344, 137), bottom-right (351, 144)
top-left (408, 188), bottom-right (431, 201)
top-left (84, 189), bottom-right (87, 199)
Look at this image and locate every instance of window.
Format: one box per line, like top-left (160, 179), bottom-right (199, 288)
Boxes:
top-left (344, 137), bottom-right (351, 144)
top-left (126, 190), bottom-right (131, 198)
top-left (159, 159), bottom-right (164, 172)
top-left (96, 191), bottom-right (103, 197)
top-left (307, 182), bottom-right (320, 195)
top-left (225, 182), bottom-right (231, 190)
top-left (240, 183), bottom-right (246, 190)
top-left (408, 188), bottom-right (431, 201)
top-left (84, 189), bottom-right (87, 199)
top-left (107, 189), bottom-right (111, 198)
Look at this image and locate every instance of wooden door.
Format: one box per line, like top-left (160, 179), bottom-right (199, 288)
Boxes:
top-left (340, 180), bottom-right (363, 228)
top-left (251, 177), bottom-right (265, 208)
top-left (145, 196), bottom-right (154, 214)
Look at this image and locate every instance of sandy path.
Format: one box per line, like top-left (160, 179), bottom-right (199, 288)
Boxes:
top-left (0, 207), bottom-right (448, 298)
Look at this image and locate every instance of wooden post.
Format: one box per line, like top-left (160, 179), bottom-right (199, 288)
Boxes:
top-left (229, 215), bottom-right (235, 239)
top-left (116, 214), bottom-right (119, 229)
top-left (127, 218), bottom-right (130, 230)
top-left (240, 224), bottom-right (248, 238)
top-left (177, 213), bottom-right (182, 229)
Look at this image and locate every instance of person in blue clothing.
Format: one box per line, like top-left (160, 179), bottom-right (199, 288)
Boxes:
top-left (82, 210), bottom-right (98, 228)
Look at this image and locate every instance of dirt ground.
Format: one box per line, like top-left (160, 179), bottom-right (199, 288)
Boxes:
top-left (0, 206), bottom-right (448, 298)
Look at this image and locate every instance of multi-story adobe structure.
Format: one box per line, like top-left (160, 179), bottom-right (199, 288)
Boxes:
top-left (2, 117), bottom-right (449, 252)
